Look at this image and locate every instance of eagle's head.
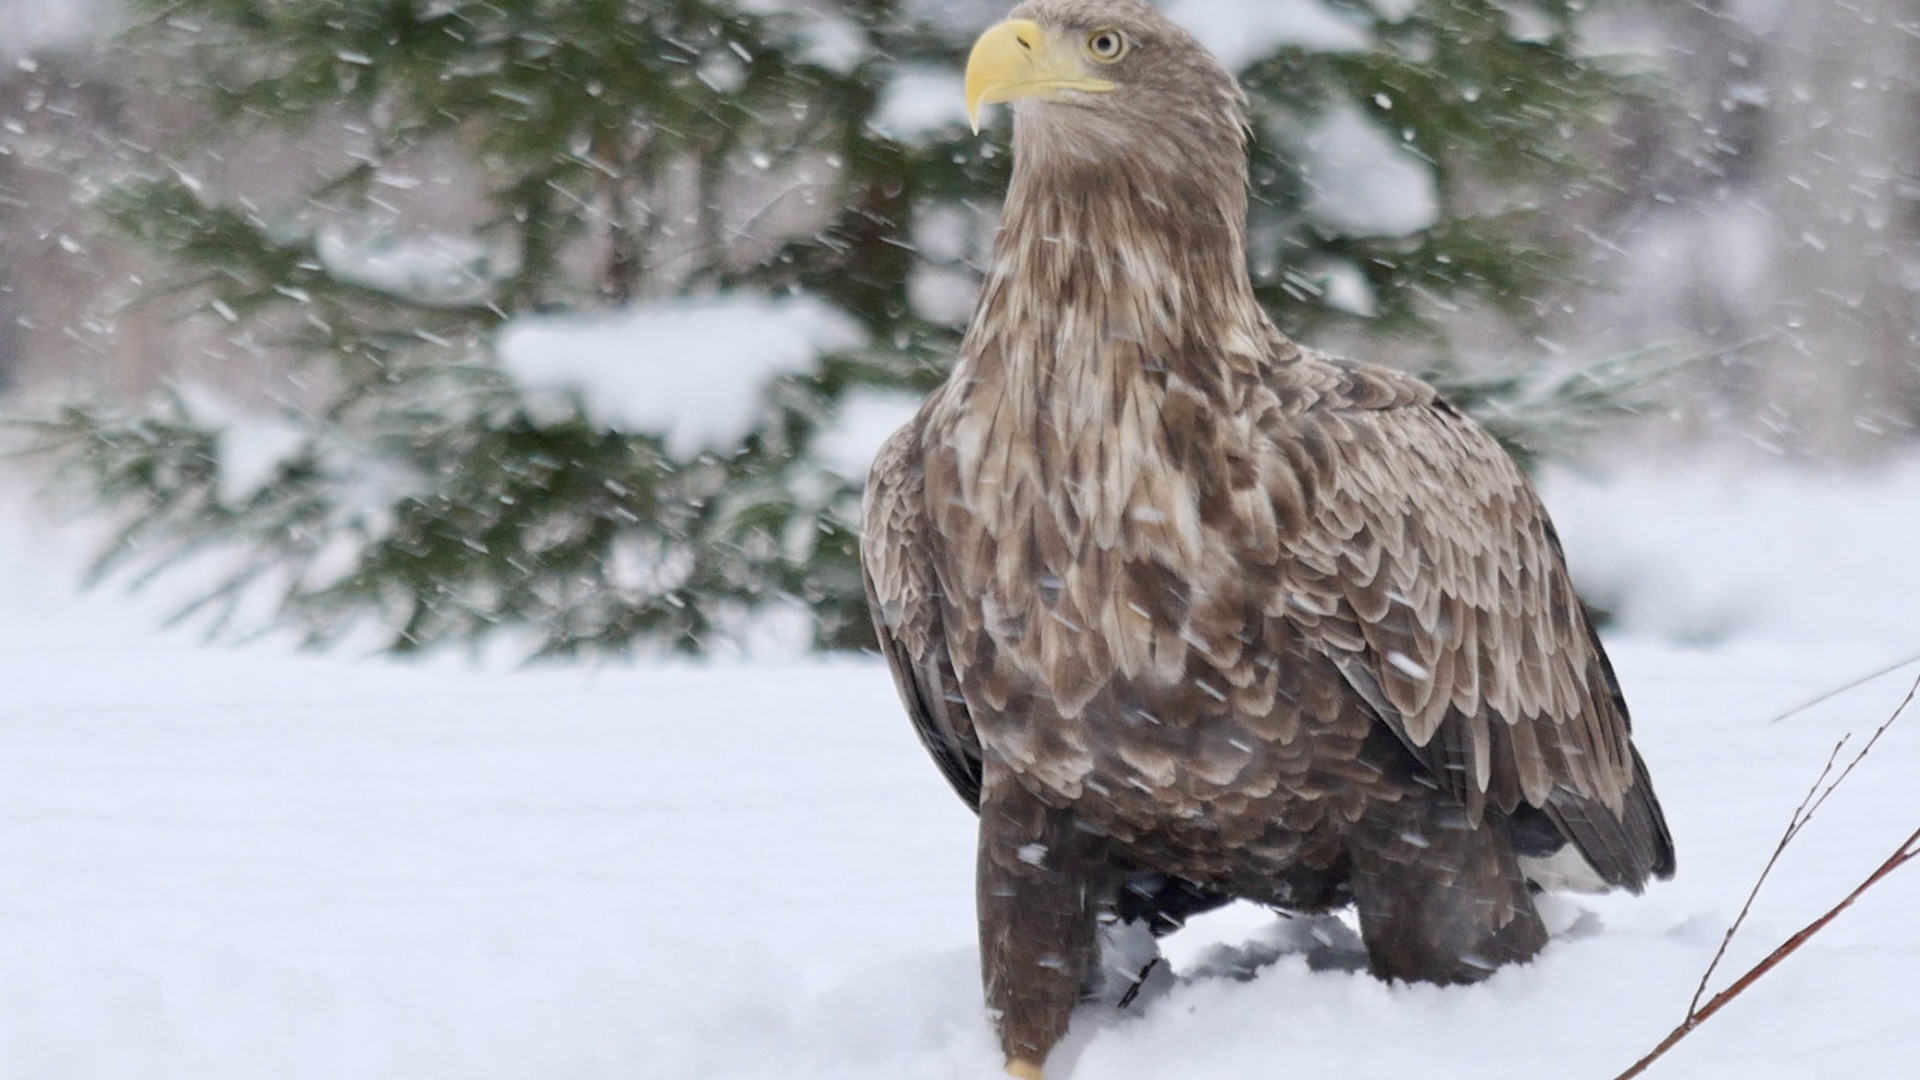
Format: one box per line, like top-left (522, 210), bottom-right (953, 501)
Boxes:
top-left (965, 0), bottom-right (1248, 169)
top-left (957, 0), bottom-right (1264, 375)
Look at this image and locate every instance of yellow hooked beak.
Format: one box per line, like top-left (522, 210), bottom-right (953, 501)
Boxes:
top-left (964, 19), bottom-right (1116, 133)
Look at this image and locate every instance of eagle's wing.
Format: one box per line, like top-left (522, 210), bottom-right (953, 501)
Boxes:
top-left (1269, 362), bottom-right (1674, 888)
top-left (862, 411), bottom-right (982, 809)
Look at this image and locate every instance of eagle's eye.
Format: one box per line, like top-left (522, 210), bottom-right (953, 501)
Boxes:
top-left (1085, 28), bottom-right (1128, 63)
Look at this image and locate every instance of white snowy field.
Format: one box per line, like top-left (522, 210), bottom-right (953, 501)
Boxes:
top-left (3, 458), bottom-right (1920, 1080)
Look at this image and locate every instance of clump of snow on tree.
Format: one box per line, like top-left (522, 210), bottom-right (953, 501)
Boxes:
top-left (908, 203), bottom-right (987, 322)
top-left (316, 228), bottom-right (511, 307)
top-left (793, 14), bottom-right (870, 74)
top-left (735, 0), bottom-right (871, 74)
top-left (1163, 0), bottom-right (1370, 71)
top-left (174, 388), bottom-right (310, 508)
top-left (1289, 103), bottom-right (1440, 239)
top-left (1366, 0), bottom-right (1421, 23)
top-left (1310, 261), bottom-right (1379, 318)
top-left (815, 389), bottom-right (925, 480)
top-left (872, 66), bottom-right (970, 141)
top-left (0, 0), bottom-right (114, 62)
top-left (496, 296), bottom-right (865, 458)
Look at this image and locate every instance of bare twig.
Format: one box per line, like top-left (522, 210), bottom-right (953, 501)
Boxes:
top-left (1784, 690), bottom-right (1911, 846)
top-left (1686, 678), bottom-right (1916, 1018)
top-left (1681, 738), bottom-right (1844, 1018)
top-left (1766, 650), bottom-right (1920, 725)
top-left (1611, 670), bottom-right (1920, 1080)
top-left (1615, 825), bottom-right (1920, 1080)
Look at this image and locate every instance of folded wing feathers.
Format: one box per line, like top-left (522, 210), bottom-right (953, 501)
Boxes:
top-left (862, 415), bottom-right (984, 809)
top-left (1286, 388), bottom-right (1646, 830)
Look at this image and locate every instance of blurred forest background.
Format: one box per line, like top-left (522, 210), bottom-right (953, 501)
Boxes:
top-left (1, 0), bottom-right (1916, 656)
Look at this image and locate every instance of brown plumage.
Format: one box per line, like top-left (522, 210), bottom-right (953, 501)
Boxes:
top-left (860, 2), bottom-right (1674, 1075)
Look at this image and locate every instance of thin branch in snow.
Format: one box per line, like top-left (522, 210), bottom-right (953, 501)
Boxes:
top-left (1692, 670), bottom-right (1917, 1014)
top-left (1611, 670), bottom-right (1920, 1080)
top-left (1765, 649), bottom-right (1920, 725)
top-left (1613, 826), bottom-right (1920, 1080)
top-left (1682, 739), bottom-right (1843, 1019)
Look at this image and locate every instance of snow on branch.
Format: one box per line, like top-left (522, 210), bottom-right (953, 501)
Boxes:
top-left (1161, 0), bottom-right (1370, 71)
top-left (497, 295), bottom-right (866, 459)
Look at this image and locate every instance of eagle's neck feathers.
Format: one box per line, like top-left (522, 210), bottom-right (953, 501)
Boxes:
top-left (922, 100), bottom-right (1294, 717)
top-left (931, 104), bottom-right (1279, 554)
top-left (967, 108), bottom-right (1271, 388)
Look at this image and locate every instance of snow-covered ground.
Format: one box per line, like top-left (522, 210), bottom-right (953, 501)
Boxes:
top-left (3, 457), bottom-right (1919, 1079)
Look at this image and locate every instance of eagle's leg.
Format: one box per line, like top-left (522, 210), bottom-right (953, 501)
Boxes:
top-left (1346, 789), bottom-right (1548, 984)
top-left (976, 763), bottom-right (1103, 1078)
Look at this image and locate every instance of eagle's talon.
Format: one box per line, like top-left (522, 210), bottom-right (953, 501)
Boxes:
top-left (1006, 1059), bottom-right (1044, 1080)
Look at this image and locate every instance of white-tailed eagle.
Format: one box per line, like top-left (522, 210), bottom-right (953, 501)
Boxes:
top-left (860, 3), bottom-right (1674, 1075)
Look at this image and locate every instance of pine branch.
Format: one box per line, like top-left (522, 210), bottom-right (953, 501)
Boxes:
top-left (1609, 670), bottom-right (1920, 1080)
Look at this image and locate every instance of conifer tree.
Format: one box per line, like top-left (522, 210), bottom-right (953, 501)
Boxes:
top-left (32, 0), bottom-right (1668, 655)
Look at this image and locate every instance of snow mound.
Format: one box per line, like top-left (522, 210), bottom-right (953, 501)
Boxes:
top-left (1542, 457), bottom-right (1920, 653)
